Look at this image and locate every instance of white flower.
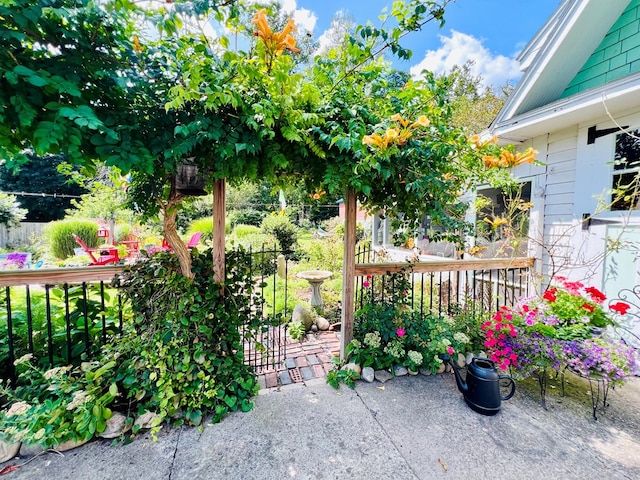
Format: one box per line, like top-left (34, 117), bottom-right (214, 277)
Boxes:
top-left (43, 366), bottom-right (70, 380)
top-left (407, 350), bottom-right (423, 365)
top-left (66, 390), bottom-right (92, 411)
top-left (5, 401), bottom-right (30, 417)
top-left (13, 354), bottom-right (33, 366)
top-left (453, 332), bottom-right (470, 344)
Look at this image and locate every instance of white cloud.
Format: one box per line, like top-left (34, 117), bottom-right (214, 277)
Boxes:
top-left (292, 8), bottom-right (317, 33)
top-left (409, 30), bottom-right (522, 89)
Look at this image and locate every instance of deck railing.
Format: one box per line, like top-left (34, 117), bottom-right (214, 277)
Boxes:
top-left (0, 247), bottom-right (292, 386)
top-left (354, 256), bottom-right (535, 319)
top-left (0, 266), bottom-right (126, 385)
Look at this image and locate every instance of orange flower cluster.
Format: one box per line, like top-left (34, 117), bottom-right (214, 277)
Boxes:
top-left (362, 114), bottom-right (430, 150)
top-left (309, 188), bottom-right (326, 200)
top-left (252, 9), bottom-right (301, 56)
top-left (482, 147), bottom-right (537, 168)
top-left (470, 134), bottom-right (498, 148)
top-left (483, 216), bottom-right (508, 229)
top-left (132, 36), bottom-right (143, 53)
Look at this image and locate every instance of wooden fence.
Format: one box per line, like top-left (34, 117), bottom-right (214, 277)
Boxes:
top-left (0, 222), bottom-right (46, 248)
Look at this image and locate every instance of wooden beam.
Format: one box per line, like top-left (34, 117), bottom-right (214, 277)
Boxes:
top-left (340, 188), bottom-right (357, 360)
top-left (354, 257), bottom-right (534, 277)
top-left (0, 266), bottom-right (123, 287)
top-left (213, 178), bottom-right (226, 285)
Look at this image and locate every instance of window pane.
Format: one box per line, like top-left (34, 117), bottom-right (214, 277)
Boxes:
top-left (614, 130), bottom-right (640, 171)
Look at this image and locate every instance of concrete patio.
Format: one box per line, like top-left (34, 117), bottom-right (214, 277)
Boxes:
top-left (3, 371), bottom-right (639, 479)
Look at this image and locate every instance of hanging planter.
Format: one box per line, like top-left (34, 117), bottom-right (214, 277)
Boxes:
top-left (176, 161), bottom-right (207, 196)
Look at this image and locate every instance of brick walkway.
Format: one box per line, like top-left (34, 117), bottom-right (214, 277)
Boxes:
top-left (256, 331), bottom-right (341, 390)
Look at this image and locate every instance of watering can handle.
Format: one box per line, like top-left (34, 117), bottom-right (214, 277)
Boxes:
top-left (499, 375), bottom-right (516, 401)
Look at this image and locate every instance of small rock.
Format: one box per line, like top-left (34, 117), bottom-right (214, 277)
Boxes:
top-left (393, 365), bottom-right (408, 376)
top-left (465, 352), bottom-right (475, 365)
top-left (374, 370), bottom-right (393, 383)
top-left (341, 363), bottom-right (361, 375)
top-left (311, 324), bottom-right (318, 332)
top-left (134, 411), bottom-right (161, 430)
top-left (457, 353), bottom-right (466, 368)
top-left (99, 412), bottom-right (131, 439)
top-left (315, 316), bottom-right (330, 331)
top-left (419, 367), bottom-right (432, 376)
top-left (55, 437), bottom-right (89, 452)
top-left (361, 367), bottom-right (375, 383)
top-left (436, 363), bottom-right (446, 374)
top-left (478, 351), bottom-right (487, 358)
top-left (446, 364), bottom-right (454, 373)
top-left (0, 439), bottom-right (20, 463)
top-left (408, 368), bottom-right (419, 376)
top-left (19, 443), bottom-right (44, 457)
top-left (292, 304), bottom-right (314, 331)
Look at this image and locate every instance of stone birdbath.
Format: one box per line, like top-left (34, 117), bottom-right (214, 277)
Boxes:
top-left (297, 269), bottom-right (333, 312)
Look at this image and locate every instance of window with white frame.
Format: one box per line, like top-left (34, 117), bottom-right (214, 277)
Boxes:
top-left (612, 129), bottom-right (640, 210)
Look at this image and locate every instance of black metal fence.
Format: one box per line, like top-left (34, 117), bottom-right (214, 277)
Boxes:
top-left (0, 248), bottom-right (291, 386)
top-left (0, 267), bottom-right (125, 386)
top-left (241, 246), bottom-right (289, 373)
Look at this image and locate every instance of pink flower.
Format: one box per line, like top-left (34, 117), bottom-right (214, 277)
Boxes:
top-left (363, 281), bottom-right (370, 288)
top-left (396, 328), bottom-right (406, 337)
top-left (446, 346), bottom-right (454, 355)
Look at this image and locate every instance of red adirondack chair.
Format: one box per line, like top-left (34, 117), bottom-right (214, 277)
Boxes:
top-left (72, 234), bottom-right (120, 266)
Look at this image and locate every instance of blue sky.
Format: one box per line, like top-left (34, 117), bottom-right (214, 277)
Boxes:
top-left (278, 0), bottom-right (562, 88)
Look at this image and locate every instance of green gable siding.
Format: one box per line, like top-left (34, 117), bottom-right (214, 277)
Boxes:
top-left (562, 0), bottom-right (640, 97)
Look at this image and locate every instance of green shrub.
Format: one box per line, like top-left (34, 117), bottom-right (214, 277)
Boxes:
top-left (228, 209), bottom-right (265, 227)
top-left (187, 216), bottom-right (214, 241)
top-left (232, 224), bottom-right (261, 239)
top-left (45, 219), bottom-right (99, 259)
top-left (0, 358), bottom-right (118, 449)
top-left (112, 247), bottom-right (262, 433)
top-left (301, 237), bottom-right (344, 272)
top-left (334, 222), bottom-right (366, 242)
top-left (261, 214), bottom-right (298, 253)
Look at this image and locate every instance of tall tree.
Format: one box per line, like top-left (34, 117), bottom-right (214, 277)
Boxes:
top-left (0, 154), bottom-right (86, 221)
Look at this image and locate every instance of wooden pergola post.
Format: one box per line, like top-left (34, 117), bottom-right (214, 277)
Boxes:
top-left (340, 188), bottom-right (357, 360)
top-left (213, 178), bottom-right (226, 285)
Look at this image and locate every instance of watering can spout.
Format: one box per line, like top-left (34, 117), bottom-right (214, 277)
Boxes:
top-left (438, 353), bottom-right (468, 394)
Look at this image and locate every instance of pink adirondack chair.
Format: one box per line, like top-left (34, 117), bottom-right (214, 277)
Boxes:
top-left (161, 232), bottom-right (202, 252)
top-left (72, 234), bottom-right (120, 266)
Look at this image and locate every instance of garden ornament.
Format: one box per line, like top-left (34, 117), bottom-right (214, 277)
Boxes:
top-left (438, 354), bottom-right (515, 416)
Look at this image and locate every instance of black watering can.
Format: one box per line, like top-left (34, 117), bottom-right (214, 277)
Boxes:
top-left (439, 354), bottom-right (515, 415)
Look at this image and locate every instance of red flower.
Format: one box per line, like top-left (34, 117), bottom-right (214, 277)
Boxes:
top-left (585, 286), bottom-right (606, 303)
top-left (581, 303), bottom-right (595, 313)
top-left (610, 302), bottom-right (631, 315)
top-left (543, 288), bottom-right (557, 302)
top-left (446, 346), bottom-right (454, 355)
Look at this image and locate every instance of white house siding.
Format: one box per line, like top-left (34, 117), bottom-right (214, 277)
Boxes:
top-left (540, 126), bottom-right (580, 283)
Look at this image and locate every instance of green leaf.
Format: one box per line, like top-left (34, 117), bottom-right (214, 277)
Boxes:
top-left (223, 395), bottom-right (237, 408)
top-left (109, 383), bottom-right (118, 396)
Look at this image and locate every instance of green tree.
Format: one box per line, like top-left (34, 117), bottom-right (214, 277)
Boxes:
top-left (2, 0), bottom-right (520, 279)
top-left (441, 62), bottom-right (512, 134)
top-left (0, 154), bottom-right (86, 222)
top-left (0, 192), bottom-right (27, 228)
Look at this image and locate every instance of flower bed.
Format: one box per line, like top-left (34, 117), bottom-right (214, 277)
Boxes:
top-left (481, 277), bottom-right (638, 403)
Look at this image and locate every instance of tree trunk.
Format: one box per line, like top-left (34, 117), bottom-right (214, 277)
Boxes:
top-left (163, 177), bottom-right (193, 280)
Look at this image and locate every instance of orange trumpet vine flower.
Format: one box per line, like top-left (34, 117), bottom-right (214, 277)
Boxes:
top-left (252, 9), bottom-right (301, 56)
